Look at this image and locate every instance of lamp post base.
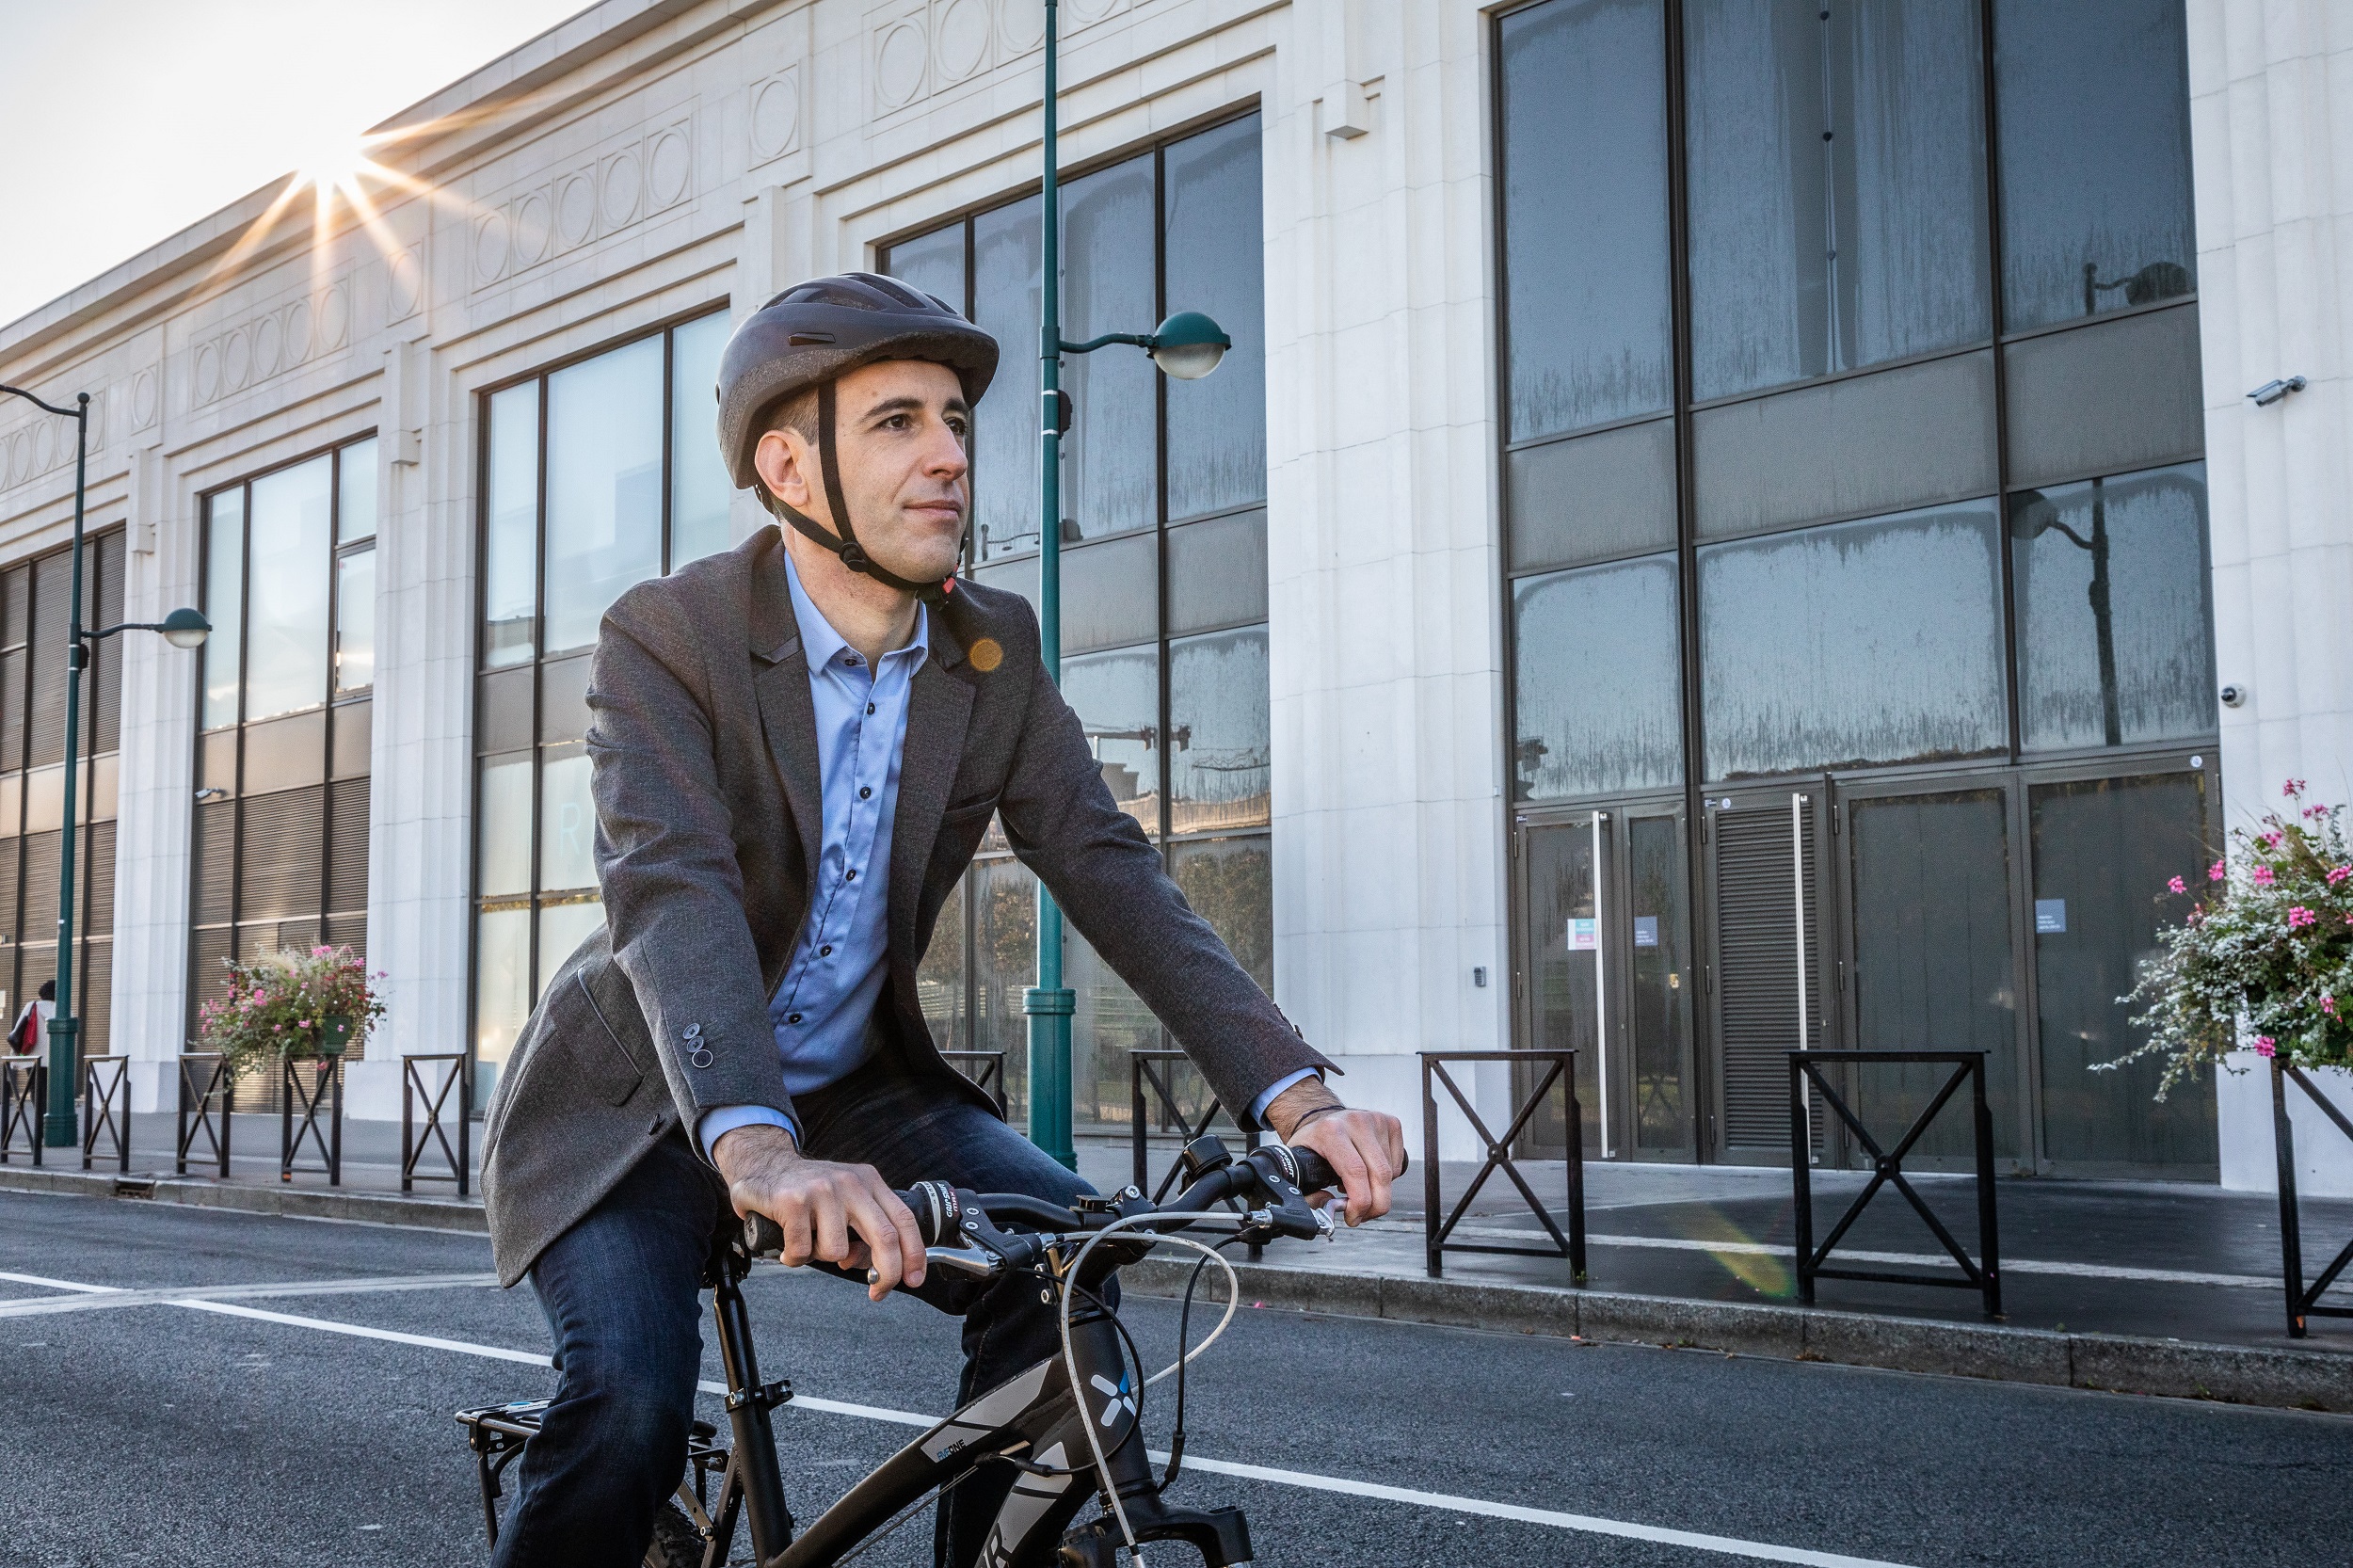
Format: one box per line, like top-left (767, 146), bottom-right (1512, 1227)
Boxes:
top-left (1023, 986), bottom-right (1078, 1171)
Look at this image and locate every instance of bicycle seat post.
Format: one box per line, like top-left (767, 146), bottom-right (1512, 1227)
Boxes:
top-left (712, 1269), bottom-right (795, 1560)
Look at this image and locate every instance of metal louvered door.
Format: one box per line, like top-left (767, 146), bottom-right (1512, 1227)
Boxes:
top-left (1703, 790), bottom-right (1832, 1164)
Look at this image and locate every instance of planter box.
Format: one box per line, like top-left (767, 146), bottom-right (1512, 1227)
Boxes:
top-left (2219, 1051), bottom-right (2353, 1196)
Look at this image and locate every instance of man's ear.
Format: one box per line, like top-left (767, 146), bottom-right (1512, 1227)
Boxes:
top-left (752, 428), bottom-right (818, 520)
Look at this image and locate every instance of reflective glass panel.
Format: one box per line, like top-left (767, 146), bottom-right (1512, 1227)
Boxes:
top-left (1700, 501), bottom-right (2006, 779)
top-left (245, 455), bottom-right (333, 720)
top-left (1168, 627), bottom-right (1270, 835)
top-left (887, 224), bottom-right (967, 312)
top-left (536, 899), bottom-right (605, 1000)
top-left (1066, 921), bottom-right (1154, 1128)
top-left (476, 752), bottom-right (534, 899)
top-left (972, 196), bottom-right (1043, 561)
top-left (537, 747), bottom-right (598, 893)
top-left (1848, 789), bottom-right (2019, 1160)
top-left (1498, 0), bottom-right (1672, 440)
top-left (544, 338), bottom-right (664, 656)
top-left (1061, 645), bottom-right (1160, 834)
top-left (1169, 836), bottom-right (1273, 998)
top-left (970, 856), bottom-right (1036, 1119)
top-left (669, 312), bottom-right (736, 568)
top-left (337, 437), bottom-right (378, 544)
top-left (1164, 114), bottom-right (1266, 520)
top-left (202, 489), bottom-right (245, 729)
top-left (1685, 0), bottom-right (1990, 400)
top-left (1994, 0), bottom-right (2195, 331)
top-left (484, 383), bottom-right (539, 668)
top-left (1628, 814), bottom-right (1693, 1157)
top-left (917, 869), bottom-right (967, 1049)
top-left (1523, 817), bottom-right (1607, 1155)
top-left (2031, 772), bottom-right (2216, 1171)
top-left (1063, 156), bottom-right (1158, 541)
top-left (1512, 553), bottom-right (1683, 800)
top-left (474, 906), bottom-right (532, 1068)
top-left (2012, 463), bottom-right (2213, 752)
top-left (334, 549), bottom-right (376, 694)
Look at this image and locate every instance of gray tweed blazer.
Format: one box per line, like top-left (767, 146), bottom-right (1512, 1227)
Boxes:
top-left (480, 526), bottom-right (1326, 1286)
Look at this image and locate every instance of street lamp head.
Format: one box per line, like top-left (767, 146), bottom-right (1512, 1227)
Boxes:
top-left (159, 607), bottom-right (212, 650)
top-left (1147, 311), bottom-right (1230, 380)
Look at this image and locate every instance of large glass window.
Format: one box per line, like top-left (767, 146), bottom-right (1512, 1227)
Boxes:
top-left (1993, 0), bottom-right (2196, 331)
top-left (886, 113), bottom-right (1270, 1129)
top-left (471, 311), bottom-right (737, 1090)
top-left (0, 531), bottom-right (126, 1062)
top-left (191, 439), bottom-right (377, 1076)
top-left (1512, 554), bottom-right (1682, 800)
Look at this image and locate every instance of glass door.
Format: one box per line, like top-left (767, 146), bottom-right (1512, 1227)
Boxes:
top-left (1518, 811), bottom-right (1608, 1159)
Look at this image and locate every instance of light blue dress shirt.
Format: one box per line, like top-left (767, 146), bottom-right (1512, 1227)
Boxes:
top-left (698, 552), bottom-right (1316, 1160)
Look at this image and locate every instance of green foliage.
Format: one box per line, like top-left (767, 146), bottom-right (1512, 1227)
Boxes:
top-left (195, 945), bottom-right (386, 1076)
top-left (2108, 780), bottom-right (2353, 1097)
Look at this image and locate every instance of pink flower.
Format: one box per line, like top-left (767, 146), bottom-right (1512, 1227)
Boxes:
top-left (2168, 875), bottom-right (2186, 894)
top-left (2261, 832), bottom-right (2283, 850)
top-left (2329, 867), bottom-right (2351, 886)
top-left (2255, 1036), bottom-right (2278, 1058)
top-left (2286, 778), bottom-right (2309, 797)
top-left (2290, 906), bottom-right (2317, 928)
top-left (2210, 859), bottom-right (2228, 881)
top-left (2325, 995), bottom-right (2340, 1018)
top-left (2254, 865), bottom-right (2277, 886)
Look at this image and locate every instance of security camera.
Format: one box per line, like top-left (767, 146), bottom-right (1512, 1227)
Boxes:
top-left (2248, 376), bottom-right (2307, 408)
top-left (2219, 683), bottom-right (2249, 709)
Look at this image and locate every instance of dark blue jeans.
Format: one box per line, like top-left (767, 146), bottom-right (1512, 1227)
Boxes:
top-left (489, 1059), bottom-right (1103, 1568)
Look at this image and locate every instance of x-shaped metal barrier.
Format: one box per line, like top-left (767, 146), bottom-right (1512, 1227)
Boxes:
top-left (403, 1053), bottom-right (472, 1195)
top-left (2271, 1058), bottom-right (2353, 1338)
top-left (1129, 1049), bottom-right (1230, 1201)
top-left (1419, 1050), bottom-right (1587, 1280)
top-left (1, 1058), bottom-right (44, 1165)
top-left (176, 1053), bottom-right (233, 1177)
top-left (1789, 1050), bottom-right (2001, 1318)
top-left (81, 1055), bottom-right (130, 1173)
top-left (281, 1056), bottom-right (344, 1186)
top-left (941, 1050), bottom-right (1008, 1119)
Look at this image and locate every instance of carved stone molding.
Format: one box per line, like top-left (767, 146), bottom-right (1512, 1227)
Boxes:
top-left (387, 242), bottom-right (426, 324)
top-left (868, 0), bottom-right (1140, 120)
top-left (1, 392), bottom-right (105, 492)
top-left (473, 115), bottom-right (696, 292)
top-left (749, 67), bottom-right (804, 162)
top-left (189, 282), bottom-right (352, 410)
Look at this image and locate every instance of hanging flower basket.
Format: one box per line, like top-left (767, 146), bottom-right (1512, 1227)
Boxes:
top-left (194, 946), bottom-right (385, 1078)
top-left (2106, 779), bottom-right (2353, 1097)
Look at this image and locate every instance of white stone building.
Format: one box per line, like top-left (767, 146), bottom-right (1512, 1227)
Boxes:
top-left (0, 0), bottom-right (2346, 1190)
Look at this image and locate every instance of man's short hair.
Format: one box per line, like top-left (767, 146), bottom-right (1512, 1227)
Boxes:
top-left (764, 387), bottom-right (822, 446)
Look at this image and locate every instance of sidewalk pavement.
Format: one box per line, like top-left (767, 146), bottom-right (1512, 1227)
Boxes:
top-left (11, 1120), bottom-right (2350, 1410)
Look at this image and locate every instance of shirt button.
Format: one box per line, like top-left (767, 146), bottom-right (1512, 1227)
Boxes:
top-left (866, 702), bottom-right (876, 715)
top-left (788, 1012), bottom-right (803, 1025)
top-left (819, 944), bottom-right (833, 956)
top-left (859, 786), bottom-right (872, 800)
top-left (844, 869), bottom-right (857, 882)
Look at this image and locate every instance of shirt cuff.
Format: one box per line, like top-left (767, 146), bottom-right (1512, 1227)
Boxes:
top-left (697, 1104), bottom-right (800, 1164)
top-left (1247, 1069), bottom-right (1321, 1132)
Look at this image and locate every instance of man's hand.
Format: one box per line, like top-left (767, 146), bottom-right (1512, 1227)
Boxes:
top-left (712, 1124), bottom-right (926, 1302)
top-left (1266, 1079), bottom-right (1405, 1227)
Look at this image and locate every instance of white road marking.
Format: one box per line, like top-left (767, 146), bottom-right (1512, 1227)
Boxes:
top-left (0, 1272), bottom-right (497, 1318)
top-left (21, 1265), bottom-right (1923, 1566)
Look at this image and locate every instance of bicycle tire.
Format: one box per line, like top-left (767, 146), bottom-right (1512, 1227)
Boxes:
top-left (644, 1501), bottom-right (707, 1568)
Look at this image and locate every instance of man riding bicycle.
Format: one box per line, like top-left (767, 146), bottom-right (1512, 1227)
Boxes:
top-left (478, 272), bottom-right (1407, 1568)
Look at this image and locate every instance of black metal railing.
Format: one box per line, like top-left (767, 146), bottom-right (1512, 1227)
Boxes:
top-left (176, 1053), bottom-right (234, 1177)
top-left (1789, 1050), bottom-right (2000, 1317)
top-left (403, 1053), bottom-right (472, 1195)
top-left (1129, 1049), bottom-right (1235, 1201)
top-left (81, 1055), bottom-right (129, 1173)
top-left (1419, 1049), bottom-right (1587, 1280)
top-left (941, 1050), bottom-right (1008, 1118)
top-left (281, 1056), bottom-right (344, 1186)
top-left (1, 1057), bottom-right (44, 1165)
top-left (2271, 1057), bottom-right (2353, 1339)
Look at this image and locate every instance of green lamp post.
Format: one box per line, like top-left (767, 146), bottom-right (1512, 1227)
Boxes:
top-left (0, 382), bottom-right (210, 1149)
top-left (1022, 0), bottom-right (1231, 1170)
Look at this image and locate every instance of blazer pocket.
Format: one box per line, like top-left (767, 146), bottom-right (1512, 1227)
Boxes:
top-left (940, 792), bottom-right (1000, 824)
top-left (568, 970), bottom-right (647, 1108)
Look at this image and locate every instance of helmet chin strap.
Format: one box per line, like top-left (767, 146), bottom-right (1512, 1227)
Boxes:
top-left (775, 380), bottom-right (953, 607)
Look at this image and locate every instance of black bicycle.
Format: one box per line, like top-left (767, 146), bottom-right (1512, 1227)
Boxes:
top-left (458, 1135), bottom-right (1357, 1566)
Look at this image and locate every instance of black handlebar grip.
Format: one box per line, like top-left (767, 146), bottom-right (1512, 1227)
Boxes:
top-left (900, 1180), bottom-right (957, 1247)
top-left (1284, 1143), bottom-right (1409, 1194)
top-left (744, 1212), bottom-right (785, 1259)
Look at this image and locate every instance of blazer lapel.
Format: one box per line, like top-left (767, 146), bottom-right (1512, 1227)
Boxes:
top-left (888, 654), bottom-right (974, 957)
top-left (747, 533), bottom-right (824, 878)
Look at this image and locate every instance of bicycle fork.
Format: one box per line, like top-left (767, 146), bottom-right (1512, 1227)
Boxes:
top-left (712, 1271), bottom-right (795, 1563)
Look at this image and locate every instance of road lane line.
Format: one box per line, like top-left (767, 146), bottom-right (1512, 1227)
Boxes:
top-left (0, 1270), bottom-right (122, 1293)
top-left (0, 1272), bottom-right (497, 1318)
top-left (46, 1271), bottom-right (1920, 1566)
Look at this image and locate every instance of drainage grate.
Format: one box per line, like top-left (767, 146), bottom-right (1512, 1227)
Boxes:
top-left (113, 1177), bottom-right (156, 1199)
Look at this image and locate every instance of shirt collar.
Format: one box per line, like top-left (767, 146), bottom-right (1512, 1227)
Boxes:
top-left (782, 548), bottom-right (929, 675)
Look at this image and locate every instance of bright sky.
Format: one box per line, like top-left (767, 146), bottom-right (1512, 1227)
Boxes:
top-left (0, 0), bottom-right (591, 328)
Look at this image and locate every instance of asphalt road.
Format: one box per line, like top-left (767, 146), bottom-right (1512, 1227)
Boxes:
top-left (0, 1188), bottom-right (2345, 1568)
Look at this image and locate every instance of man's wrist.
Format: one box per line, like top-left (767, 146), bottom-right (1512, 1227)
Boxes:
top-left (712, 1121), bottom-right (798, 1181)
top-left (1265, 1077), bottom-right (1343, 1141)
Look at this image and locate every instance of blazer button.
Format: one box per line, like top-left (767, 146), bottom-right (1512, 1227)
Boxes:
top-left (682, 1022), bottom-right (703, 1040)
top-left (648, 1116), bottom-right (664, 1136)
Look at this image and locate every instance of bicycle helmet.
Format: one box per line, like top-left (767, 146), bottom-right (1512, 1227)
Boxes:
top-left (715, 272), bottom-right (999, 601)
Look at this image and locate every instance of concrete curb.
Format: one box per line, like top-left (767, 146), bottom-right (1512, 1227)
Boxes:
top-left (1121, 1256), bottom-right (2353, 1415)
top-left (9, 1171), bottom-right (2345, 1412)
